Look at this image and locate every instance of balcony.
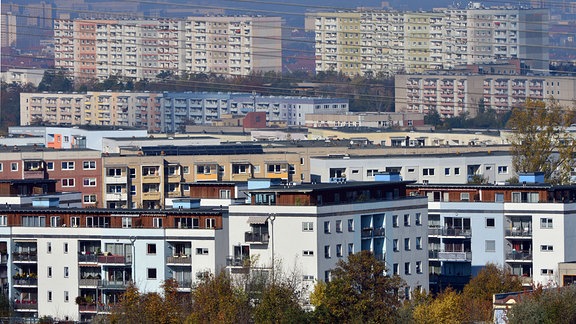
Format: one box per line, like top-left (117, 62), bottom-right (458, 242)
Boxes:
top-left (428, 227), bottom-right (471, 238)
top-left (12, 252), bottom-right (37, 263)
top-left (78, 253), bottom-right (98, 264)
top-left (79, 304), bottom-right (98, 313)
top-left (14, 300), bottom-right (38, 311)
top-left (13, 277), bottom-right (38, 287)
top-left (23, 170), bottom-right (46, 180)
top-left (166, 255), bottom-right (192, 265)
top-left (505, 228), bottom-right (532, 238)
top-left (105, 175), bottom-right (127, 184)
top-left (506, 251), bottom-right (532, 262)
top-left (226, 255), bottom-right (249, 267)
top-left (361, 227), bottom-right (385, 238)
top-left (245, 232), bottom-right (269, 244)
top-left (98, 254), bottom-right (132, 265)
top-left (432, 251), bottom-right (472, 262)
top-left (79, 278), bottom-right (99, 287)
top-left (105, 193), bottom-right (128, 201)
top-left (99, 280), bottom-right (131, 289)
top-left (142, 192), bottom-right (161, 200)
top-left (195, 172), bottom-right (219, 181)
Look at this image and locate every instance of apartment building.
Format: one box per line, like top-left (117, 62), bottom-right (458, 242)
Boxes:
top-left (395, 74), bottom-right (576, 117)
top-left (54, 16), bottom-right (282, 81)
top-left (0, 146), bottom-right (102, 208)
top-left (311, 5), bottom-right (549, 76)
top-left (0, 205), bottom-right (226, 322)
top-left (304, 111), bottom-right (425, 129)
top-left (100, 144), bottom-right (303, 209)
top-left (309, 151), bottom-right (514, 185)
top-left (407, 173), bottom-right (576, 292)
top-left (228, 180), bottom-right (429, 302)
top-left (21, 91), bottom-right (348, 131)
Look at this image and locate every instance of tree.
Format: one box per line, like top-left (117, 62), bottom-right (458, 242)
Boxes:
top-left (462, 263), bottom-right (523, 322)
top-left (317, 251), bottom-right (406, 323)
top-left (507, 99), bottom-right (576, 184)
top-left (253, 281), bottom-right (307, 323)
top-left (187, 271), bottom-right (252, 324)
top-left (37, 70), bottom-right (73, 92)
top-left (412, 288), bottom-right (466, 324)
top-left (507, 286), bottom-right (576, 324)
top-left (109, 283), bottom-right (142, 324)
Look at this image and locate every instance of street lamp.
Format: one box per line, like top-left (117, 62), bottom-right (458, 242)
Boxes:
top-left (267, 213), bottom-right (276, 280)
top-left (129, 236), bottom-right (136, 283)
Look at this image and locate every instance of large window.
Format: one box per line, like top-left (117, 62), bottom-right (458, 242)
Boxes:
top-left (61, 161), bottom-right (75, 170)
top-left (83, 161), bottom-right (96, 170)
top-left (22, 216), bottom-right (46, 227)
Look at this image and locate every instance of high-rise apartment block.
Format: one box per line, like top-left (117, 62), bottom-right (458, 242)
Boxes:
top-left (54, 16), bottom-right (282, 81)
top-left (311, 4), bottom-right (549, 76)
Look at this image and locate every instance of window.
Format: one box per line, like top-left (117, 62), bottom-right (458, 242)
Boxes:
top-left (61, 161), bottom-right (75, 170)
top-left (336, 220), bottom-right (342, 233)
top-left (541, 269), bottom-right (554, 275)
top-left (324, 221), bottom-right (331, 234)
top-left (541, 245), bottom-right (554, 251)
top-left (324, 271), bottom-right (331, 283)
top-left (83, 194), bottom-right (97, 203)
top-left (324, 245), bottom-right (331, 258)
top-left (302, 222), bottom-right (313, 232)
top-left (485, 240), bottom-right (496, 252)
top-left (393, 239), bottom-right (399, 252)
top-left (0, 215), bottom-right (5, 226)
top-left (498, 166), bottom-right (508, 174)
top-left (83, 161), bottom-right (96, 169)
top-left (64, 243), bottom-right (68, 253)
top-left (393, 263), bottom-right (399, 275)
top-left (122, 217), bottom-right (132, 228)
top-left (83, 178), bottom-right (96, 187)
top-left (541, 218), bottom-right (553, 229)
top-left (130, 185), bottom-right (136, 195)
top-left (404, 238), bottom-right (411, 251)
top-left (62, 178), bottom-right (75, 187)
top-left (303, 250), bottom-right (314, 256)
top-left (415, 213), bottom-right (422, 226)
top-left (454, 167), bottom-right (460, 175)
top-left (47, 266), bottom-right (52, 278)
top-left (47, 242), bottom-right (52, 253)
top-left (444, 167), bottom-right (450, 176)
top-left (206, 218), bottom-right (215, 229)
top-left (367, 169), bottom-right (378, 177)
top-left (47, 162), bottom-right (54, 170)
top-left (153, 218), bottom-right (163, 228)
top-left (408, 168), bottom-right (415, 173)
top-left (404, 214), bottom-right (410, 226)
top-left (405, 262), bottom-right (411, 275)
top-left (48, 291), bottom-right (53, 302)
top-left (196, 248), bottom-right (208, 255)
top-left (64, 266), bottom-right (69, 278)
top-left (129, 168), bottom-right (136, 178)
top-left (460, 192), bottom-right (470, 201)
top-left (423, 168), bottom-right (435, 176)
top-left (393, 215), bottom-right (399, 227)
top-left (142, 166), bottom-right (157, 176)
top-left (147, 244), bottom-right (157, 254)
top-left (486, 218), bottom-right (495, 227)
top-left (0, 163), bottom-right (3, 172)
top-left (416, 237), bottom-right (422, 250)
top-left (147, 268), bottom-right (157, 279)
top-left (22, 215), bottom-right (46, 227)
top-left (70, 217), bottom-right (80, 227)
top-left (348, 243), bottom-right (354, 255)
top-left (182, 166), bottom-right (190, 174)
top-left (348, 219), bottom-right (354, 231)
top-left (336, 244), bottom-right (343, 257)
top-left (64, 291), bottom-right (69, 302)
top-left (11, 162), bottom-right (18, 171)
top-left (416, 261), bottom-right (422, 274)
top-left (219, 190), bottom-right (231, 199)
top-left (495, 193), bottom-right (504, 202)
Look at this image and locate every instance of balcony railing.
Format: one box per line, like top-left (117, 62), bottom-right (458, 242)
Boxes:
top-left (506, 251), bottom-right (532, 261)
top-left (166, 256), bottom-right (192, 264)
top-left (79, 278), bottom-right (100, 287)
top-left (13, 278), bottom-right (38, 286)
top-left (428, 227), bottom-right (471, 237)
top-left (245, 232), bottom-right (269, 244)
top-left (14, 300), bottom-right (38, 310)
top-left (98, 254), bottom-right (132, 264)
top-left (79, 304), bottom-right (98, 312)
top-left (429, 250), bottom-right (472, 261)
top-left (78, 254), bottom-right (98, 263)
top-left (226, 255), bottom-right (249, 267)
top-left (12, 252), bottom-right (38, 262)
top-left (361, 227), bottom-right (385, 238)
top-left (505, 229), bottom-right (532, 237)
top-left (99, 280), bottom-right (131, 289)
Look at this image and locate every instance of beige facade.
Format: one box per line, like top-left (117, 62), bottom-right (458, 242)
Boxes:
top-left (396, 74), bottom-right (576, 117)
top-left (304, 112), bottom-right (424, 128)
top-left (54, 16), bottom-right (282, 81)
top-left (312, 6), bottom-right (549, 76)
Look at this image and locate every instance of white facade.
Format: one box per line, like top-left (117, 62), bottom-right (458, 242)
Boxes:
top-left (309, 152), bottom-right (514, 184)
top-left (228, 185), bottom-right (429, 301)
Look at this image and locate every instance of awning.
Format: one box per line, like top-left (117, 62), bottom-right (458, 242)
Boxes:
top-left (247, 216), bottom-right (269, 224)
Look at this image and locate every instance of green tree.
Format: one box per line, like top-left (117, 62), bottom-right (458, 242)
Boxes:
top-left (462, 263), bottom-right (523, 322)
top-left (317, 251), bottom-right (405, 323)
top-left (253, 281), bottom-right (307, 323)
top-left (37, 70), bottom-right (73, 92)
top-left (507, 286), bottom-right (576, 324)
top-left (187, 271), bottom-right (252, 324)
top-left (507, 99), bottom-right (576, 184)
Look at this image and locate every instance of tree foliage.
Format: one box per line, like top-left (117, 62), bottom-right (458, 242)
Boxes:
top-left (317, 250), bottom-right (406, 323)
top-left (507, 286), bottom-right (576, 324)
top-left (412, 288), bottom-right (466, 324)
top-left (507, 99), bottom-right (576, 184)
top-left (37, 70), bottom-right (73, 92)
top-left (253, 280), bottom-right (307, 323)
top-left (462, 263), bottom-right (523, 322)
